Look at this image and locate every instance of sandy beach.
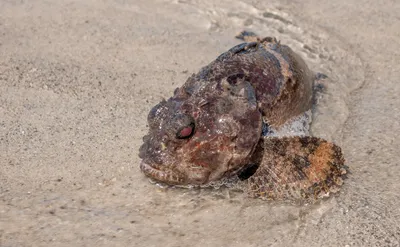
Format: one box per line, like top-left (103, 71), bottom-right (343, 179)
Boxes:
top-left (1, 0), bottom-right (400, 246)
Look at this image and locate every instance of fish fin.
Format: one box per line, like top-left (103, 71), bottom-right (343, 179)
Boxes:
top-left (246, 136), bottom-right (346, 202)
top-left (235, 30), bottom-right (260, 42)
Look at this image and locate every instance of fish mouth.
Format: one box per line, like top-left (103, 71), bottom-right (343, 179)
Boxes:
top-left (140, 161), bottom-right (186, 185)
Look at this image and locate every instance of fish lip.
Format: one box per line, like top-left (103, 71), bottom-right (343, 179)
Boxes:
top-left (140, 160), bottom-right (186, 185)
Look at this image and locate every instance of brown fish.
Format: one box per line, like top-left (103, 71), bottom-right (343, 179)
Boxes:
top-left (139, 32), bottom-right (346, 201)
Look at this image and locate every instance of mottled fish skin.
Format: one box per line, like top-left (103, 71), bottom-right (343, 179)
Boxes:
top-left (244, 136), bottom-right (346, 201)
top-left (139, 32), bottom-right (346, 201)
top-left (139, 64), bottom-right (263, 185)
top-left (189, 36), bottom-right (314, 127)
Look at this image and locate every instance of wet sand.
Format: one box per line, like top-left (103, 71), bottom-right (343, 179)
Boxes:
top-left (1, 0), bottom-right (400, 246)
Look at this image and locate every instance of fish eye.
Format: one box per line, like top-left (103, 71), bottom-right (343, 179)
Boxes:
top-left (171, 113), bottom-right (195, 139)
top-left (176, 122), bottom-right (195, 139)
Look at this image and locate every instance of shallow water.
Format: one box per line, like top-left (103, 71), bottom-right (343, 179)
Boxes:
top-left (131, 0), bottom-right (366, 245)
top-left (1, 0), bottom-right (399, 246)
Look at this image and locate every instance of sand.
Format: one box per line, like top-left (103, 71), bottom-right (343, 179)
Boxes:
top-left (1, 0), bottom-right (399, 246)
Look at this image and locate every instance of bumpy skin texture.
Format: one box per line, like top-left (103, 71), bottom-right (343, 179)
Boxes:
top-left (139, 33), bottom-right (346, 201)
top-left (193, 37), bottom-right (314, 127)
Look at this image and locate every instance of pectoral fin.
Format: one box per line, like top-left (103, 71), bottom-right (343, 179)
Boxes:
top-left (246, 136), bottom-right (346, 201)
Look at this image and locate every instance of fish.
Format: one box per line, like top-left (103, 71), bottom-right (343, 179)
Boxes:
top-left (139, 32), bottom-right (346, 201)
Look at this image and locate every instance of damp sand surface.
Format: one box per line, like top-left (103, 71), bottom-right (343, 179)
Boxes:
top-left (1, 0), bottom-right (400, 246)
